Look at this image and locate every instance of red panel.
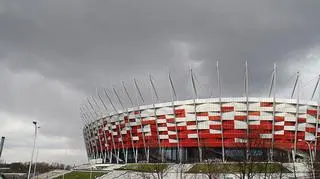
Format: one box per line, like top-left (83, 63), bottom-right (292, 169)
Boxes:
top-left (307, 110), bottom-right (318, 116)
top-left (249, 111), bottom-right (260, 116)
top-left (235, 116), bottom-right (247, 120)
top-left (260, 102), bottom-right (273, 107)
top-left (197, 112), bottom-right (209, 116)
top-left (221, 106), bottom-right (234, 112)
top-left (175, 109), bottom-right (186, 117)
top-left (297, 118), bottom-right (306, 123)
top-left (209, 116), bottom-right (221, 120)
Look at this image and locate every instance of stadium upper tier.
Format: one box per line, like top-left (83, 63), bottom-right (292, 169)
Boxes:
top-left (83, 97), bottom-right (320, 163)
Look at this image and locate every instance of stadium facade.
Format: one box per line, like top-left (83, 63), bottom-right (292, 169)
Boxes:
top-left (83, 97), bottom-right (320, 164)
top-left (81, 65), bottom-right (320, 164)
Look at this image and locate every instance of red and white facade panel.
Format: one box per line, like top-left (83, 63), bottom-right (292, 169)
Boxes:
top-left (83, 97), bottom-right (320, 157)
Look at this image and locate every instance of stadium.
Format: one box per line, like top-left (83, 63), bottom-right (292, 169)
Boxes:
top-left (81, 65), bottom-right (320, 164)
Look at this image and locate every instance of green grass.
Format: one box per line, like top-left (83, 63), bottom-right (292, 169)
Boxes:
top-left (187, 163), bottom-right (290, 173)
top-left (116, 163), bottom-right (168, 173)
top-left (53, 171), bottom-right (107, 179)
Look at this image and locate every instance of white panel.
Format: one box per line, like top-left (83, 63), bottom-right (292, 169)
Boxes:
top-left (210, 121), bottom-right (221, 125)
top-left (222, 102), bottom-right (234, 107)
top-left (185, 114), bottom-right (196, 121)
top-left (176, 118), bottom-right (186, 122)
top-left (177, 122), bottom-right (187, 126)
top-left (184, 105), bottom-right (196, 112)
top-left (168, 131), bottom-right (177, 135)
top-left (235, 111), bottom-right (247, 116)
top-left (248, 116), bottom-right (259, 120)
top-left (275, 130), bottom-right (284, 135)
top-left (249, 103), bottom-right (260, 111)
top-left (198, 121), bottom-right (210, 129)
top-left (208, 112), bottom-right (220, 116)
top-left (156, 107), bottom-right (173, 115)
top-left (222, 111), bottom-right (234, 119)
top-left (167, 123), bottom-right (175, 127)
top-left (188, 134), bottom-right (198, 138)
top-left (234, 102), bottom-right (247, 110)
top-left (158, 127), bottom-right (168, 131)
top-left (249, 120), bottom-right (260, 125)
top-left (209, 129), bottom-right (221, 134)
top-left (196, 103), bottom-right (220, 112)
top-left (275, 121), bottom-right (284, 126)
top-left (307, 115), bottom-right (316, 123)
top-left (260, 107), bottom-right (273, 112)
top-left (285, 114), bottom-right (296, 122)
top-left (305, 132), bottom-right (316, 141)
top-left (284, 126), bottom-right (295, 131)
top-left (169, 139), bottom-right (178, 143)
top-left (235, 120), bottom-right (248, 129)
top-left (187, 125), bottom-right (197, 130)
top-left (260, 134), bottom-right (272, 139)
top-left (297, 123), bottom-right (306, 131)
top-left (235, 138), bottom-right (248, 143)
top-left (140, 109), bottom-right (154, 117)
top-left (157, 119), bottom-right (166, 124)
top-left (197, 116), bottom-right (209, 121)
top-left (159, 135), bottom-right (168, 139)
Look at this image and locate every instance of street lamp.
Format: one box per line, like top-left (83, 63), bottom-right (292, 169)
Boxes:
top-left (299, 139), bottom-right (315, 179)
top-left (27, 120), bottom-right (38, 179)
top-left (33, 125), bottom-right (41, 179)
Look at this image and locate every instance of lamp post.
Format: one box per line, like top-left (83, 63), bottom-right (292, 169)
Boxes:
top-left (33, 125), bottom-right (40, 179)
top-left (299, 139), bottom-right (315, 179)
top-left (27, 121), bottom-right (38, 179)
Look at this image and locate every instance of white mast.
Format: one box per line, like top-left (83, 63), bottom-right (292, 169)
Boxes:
top-left (293, 72), bottom-right (300, 162)
top-left (91, 95), bottom-right (111, 163)
top-left (148, 74), bottom-right (163, 162)
top-left (190, 68), bottom-right (202, 162)
top-left (97, 91), bottom-right (116, 163)
top-left (103, 88), bottom-right (126, 163)
top-left (168, 72), bottom-right (182, 163)
top-left (313, 75), bottom-right (320, 159)
top-left (113, 86), bottom-right (134, 163)
top-left (216, 61), bottom-right (225, 162)
top-left (133, 78), bottom-right (149, 162)
top-left (270, 63), bottom-right (277, 162)
top-left (87, 98), bottom-right (105, 161)
top-left (245, 61), bottom-right (250, 161)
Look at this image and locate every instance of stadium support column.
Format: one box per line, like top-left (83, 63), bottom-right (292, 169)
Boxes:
top-left (244, 61), bottom-right (250, 161)
top-left (81, 115), bottom-right (92, 160)
top-left (84, 104), bottom-right (100, 162)
top-left (97, 92), bottom-right (116, 163)
top-left (168, 73), bottom-right (181, 163)
top-left (104, 89), bottom-right (126, 163)
top-left (81, 113), bottom-right (95, 161)
top-left (216, 61), bottom-right (225, 162)
top-left (114, 87), bottom-right (135, 163)
top-left (133, 78), bottom-right (149, 162)
top-left (293, 72), bottom-right (300, 162)
top-left (270, 63), bottom-right (277, 162)
top-left (122, 81), bottom-right (139, 163)
top-left (92, 96), bottom-right (111, 163)
top-left (149, 75), bottom-right (163, 162)
top-left (81, 109), bottom-right (96, 161)
top-left (190, 68), bottom-right (202, 162)
top-left (313, 75), bottom-right (320, 159)
top-left (88, 99), bottom-right (105, 162)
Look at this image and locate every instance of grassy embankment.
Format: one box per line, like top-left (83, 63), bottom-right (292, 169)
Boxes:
top-left (53, 171), bottom-right (107, 179)
top-left (187, 163), bottom-right (290, 173)
top-left (116, 163), bottom-right (169, 173)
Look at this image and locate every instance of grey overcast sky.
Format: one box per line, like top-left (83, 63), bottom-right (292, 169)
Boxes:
top-left (1, 0), bottom-right (320, 165)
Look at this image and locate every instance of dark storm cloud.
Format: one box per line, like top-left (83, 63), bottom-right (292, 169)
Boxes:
top-left (1, 0), bottom-right (320, 163)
